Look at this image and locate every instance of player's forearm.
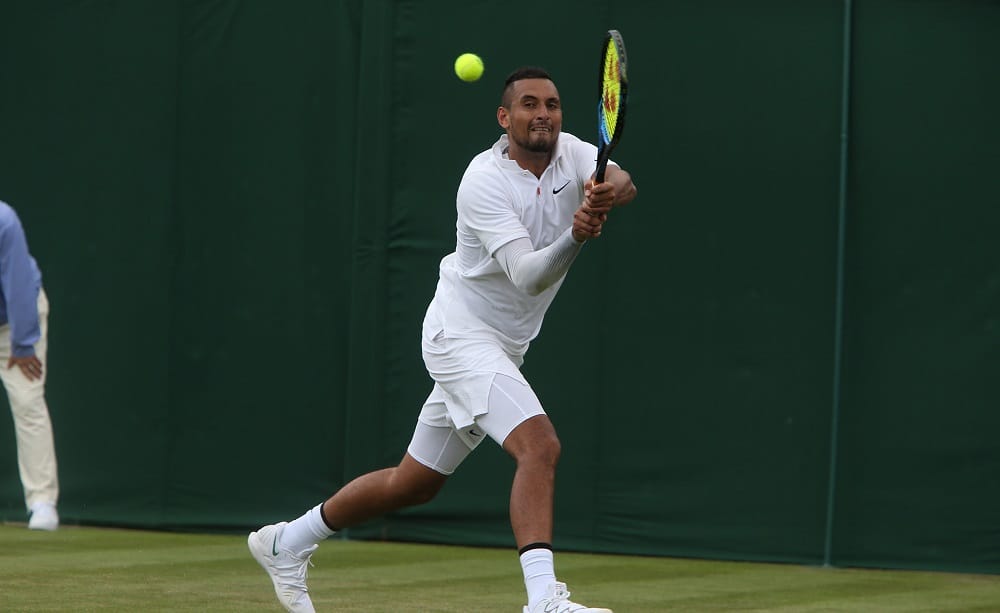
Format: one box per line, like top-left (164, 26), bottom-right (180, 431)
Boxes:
top-left (605, 166), bottom-right (637, 206)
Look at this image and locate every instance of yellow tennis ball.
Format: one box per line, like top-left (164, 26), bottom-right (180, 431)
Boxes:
top-left (454, 53), bottom-right (484, 82)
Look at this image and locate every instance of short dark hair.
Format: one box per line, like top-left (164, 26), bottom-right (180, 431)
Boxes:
top-left (501, 66), bottom-right (553, 108)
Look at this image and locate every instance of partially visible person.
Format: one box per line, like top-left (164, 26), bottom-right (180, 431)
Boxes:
top-left (0, 199), bottom-right (59, 531)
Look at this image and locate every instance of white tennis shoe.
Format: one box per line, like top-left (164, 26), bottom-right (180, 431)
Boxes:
top-left (524, 582), bottom-right (613, 613)
top-left (248, 522), bottom-right (318, 613)
top-left (28, 502), bottom-right (59, 531)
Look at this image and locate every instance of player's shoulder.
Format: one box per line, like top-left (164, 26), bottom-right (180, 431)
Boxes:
top-left (559, 131), bottom-right (595, 147)
top-left (460, 141), bottom-right (507, 188)
top-left (559, 131), bottom-right (584, 145)
top-left (458, 166), bottom-right (507, 204)
top-left (463, 153), bottom-right (501, 182)
top-left (556, 131), bottom-right (596, 156)
top-left (465, 147), bottom-right (496, 173)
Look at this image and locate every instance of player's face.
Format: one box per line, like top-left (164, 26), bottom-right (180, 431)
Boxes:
top-left (499, 78), bottom-right (562, 153)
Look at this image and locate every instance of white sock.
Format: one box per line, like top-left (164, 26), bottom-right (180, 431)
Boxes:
top-left (278, 503), bottom-right (336, 556)
top-left (520, 548), bottom-right (556, 609)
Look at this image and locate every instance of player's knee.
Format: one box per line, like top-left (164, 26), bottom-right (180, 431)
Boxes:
top-left (391, 469), bottom-right (446, 507)
top-left (517, 431), bottom-right (561, 468)
top-left (541, 434), bottom-right (562, 467)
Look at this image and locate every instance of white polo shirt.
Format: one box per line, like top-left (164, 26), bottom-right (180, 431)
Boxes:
top-left (423, 131), bottom-right (600, 357)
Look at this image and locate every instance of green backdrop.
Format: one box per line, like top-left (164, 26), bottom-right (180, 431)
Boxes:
top-left (0, 0), bottom-right (997, 575)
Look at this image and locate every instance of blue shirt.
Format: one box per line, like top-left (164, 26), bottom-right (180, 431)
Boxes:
top-left (0, 201), bottom-right (42, 357)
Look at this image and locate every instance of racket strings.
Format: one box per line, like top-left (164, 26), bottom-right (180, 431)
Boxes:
top-left (599, 45), bottom-right (623, 144)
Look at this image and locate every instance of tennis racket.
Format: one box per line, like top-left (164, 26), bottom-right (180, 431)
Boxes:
top-left (595, 29), bottom-right (629, 184)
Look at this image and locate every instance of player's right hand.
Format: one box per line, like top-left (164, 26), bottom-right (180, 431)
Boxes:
top-left (572, 205), bottom-right (606, 242)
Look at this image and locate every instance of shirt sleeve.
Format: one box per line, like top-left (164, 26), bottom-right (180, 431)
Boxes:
top-left (571, 138), bottom-right (600, 182)
top-left (456, 170), bottom-right (530, 255)
top-left (563, 134), bottom-right (616, 183)
top-left (0, 211), bottom-right (40, 357)
top-left (493, 231), bottom-right (583, 296)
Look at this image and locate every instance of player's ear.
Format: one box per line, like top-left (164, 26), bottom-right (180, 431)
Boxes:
top-left (497, 106), bottom-right (510, 129)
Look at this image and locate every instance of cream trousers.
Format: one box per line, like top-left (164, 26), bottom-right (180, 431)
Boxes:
top-left (0, 289), bottom-right (58, 510)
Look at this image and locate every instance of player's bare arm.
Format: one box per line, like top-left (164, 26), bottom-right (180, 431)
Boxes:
top-left (605, 166), bottom-right (637, 206)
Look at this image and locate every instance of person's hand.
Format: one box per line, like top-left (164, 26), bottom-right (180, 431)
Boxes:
top-left (581, 180), bottom-right (615, 217)
top-left (8, 355), bottom-right (42, 381)
top-left (572, 204), bottom-right (607, 242)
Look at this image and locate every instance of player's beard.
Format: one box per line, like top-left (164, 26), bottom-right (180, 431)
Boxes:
top-left (513, 127), bottom-right (557, 153)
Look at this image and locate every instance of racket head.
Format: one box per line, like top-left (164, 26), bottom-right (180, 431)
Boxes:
top-left (595, 29), bottom-right (629, 182)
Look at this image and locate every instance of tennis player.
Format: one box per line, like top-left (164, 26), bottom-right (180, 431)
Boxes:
top-left (249, 66), bottom-right (637, 613)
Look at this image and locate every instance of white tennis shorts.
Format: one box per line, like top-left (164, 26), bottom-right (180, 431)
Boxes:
top-left (407, 330), bottom-right (546, 475)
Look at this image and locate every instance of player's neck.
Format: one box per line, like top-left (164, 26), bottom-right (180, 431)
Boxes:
top-left (508, 146), bottom-right (552, 179)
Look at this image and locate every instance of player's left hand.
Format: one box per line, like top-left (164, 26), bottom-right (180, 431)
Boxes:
top-left (582, 180), bottom-right (615, 217)
top-left (8, 355), bottom-right (43, 381)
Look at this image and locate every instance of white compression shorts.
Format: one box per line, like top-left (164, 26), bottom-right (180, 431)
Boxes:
top-left (406, 373), bottom-right (546, 475)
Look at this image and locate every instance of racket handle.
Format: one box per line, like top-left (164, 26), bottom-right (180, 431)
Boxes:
top-left (595, 159), bottom-right (609, 184)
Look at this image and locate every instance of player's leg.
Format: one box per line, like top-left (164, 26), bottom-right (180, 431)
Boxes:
top-left (249, 385), bottom-right (475, 612)
top-left (475, 374), bottom-right (611, 613)
top-left (500, 414), bottom-right (559, 547)
top-left (317, 443), bottom-right (450, 530)
top-left (473, 374), bottom-right (556, 548)
top-left (249, 455), bottom-right (452, 613)
top-left (284, 384), bottom-right (474, 547)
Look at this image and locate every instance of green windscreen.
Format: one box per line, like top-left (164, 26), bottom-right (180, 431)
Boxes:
top-left (0, 0), bottom-right (996, 574)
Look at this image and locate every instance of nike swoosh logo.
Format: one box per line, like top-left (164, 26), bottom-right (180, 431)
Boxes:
top-left (552, 180), bottom-right (571, 194)
top-left (271, 534), bottom-right (280, 556)
top-left (469, 429), bottom-right (482, 437)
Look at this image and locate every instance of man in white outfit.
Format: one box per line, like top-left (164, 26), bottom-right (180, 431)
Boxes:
top-left (0, 200), bottom-right (59, 531)
top-left (249, 66), bottom-right (637, 612)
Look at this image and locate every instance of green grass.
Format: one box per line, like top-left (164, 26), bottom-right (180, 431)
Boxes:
top-left (1, 523), bottom-right (998, 612)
